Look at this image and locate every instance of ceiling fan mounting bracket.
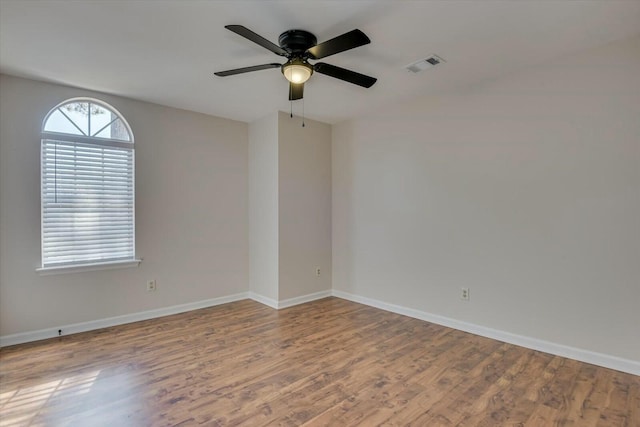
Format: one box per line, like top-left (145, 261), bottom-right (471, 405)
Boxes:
top-left (278, 30), bottom-right (317, 56)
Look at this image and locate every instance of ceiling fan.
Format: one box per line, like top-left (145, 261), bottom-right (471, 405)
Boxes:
top-left (214, 25), bottom-right (377, 101)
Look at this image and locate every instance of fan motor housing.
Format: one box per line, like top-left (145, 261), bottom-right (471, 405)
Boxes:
top-left (278, 30), bottom-right (317, 55)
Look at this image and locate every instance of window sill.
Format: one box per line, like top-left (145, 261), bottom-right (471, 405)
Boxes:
top-left (36, 259), bottom-right (142, 276)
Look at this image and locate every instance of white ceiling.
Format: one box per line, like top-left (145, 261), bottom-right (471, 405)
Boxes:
top-left (1, 1), bottom-right (639, 124)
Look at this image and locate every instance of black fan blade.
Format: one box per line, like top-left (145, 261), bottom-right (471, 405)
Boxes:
top-left (225, 25), bottom-right (288, 56)
top-left (306, 29), bottom-right (370, 59)
top-left (289, 83), bottom-right (304, 101)
top-left (313, 63), bottom-right (377, 88)
top-left (214, 63), bottom-right (281, 77)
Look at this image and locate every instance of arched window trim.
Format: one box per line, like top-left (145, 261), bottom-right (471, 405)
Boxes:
top-left (38, 97), bottom-right (140, 275)
top-left (42, 97), bottom-right (134, 146)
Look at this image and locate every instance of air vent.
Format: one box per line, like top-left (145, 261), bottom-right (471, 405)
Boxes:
top-left (405, 55), bottom-right (445, 73)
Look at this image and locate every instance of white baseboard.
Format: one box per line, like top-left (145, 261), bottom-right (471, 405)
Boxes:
top-left (249, 290), bottom-right (332, 309)
top-left (277, 290), bottom-right (332, 309)
top-left (0, 292), bottom-right (249, 347)
top-left (4, 288), bottom-right (636, 376)
top-left (248, 292), bottom-right (279, 309)
top-left (1, 289), bottom-right (329, 348)
top-left (331, 290), bottom-right (640, 376)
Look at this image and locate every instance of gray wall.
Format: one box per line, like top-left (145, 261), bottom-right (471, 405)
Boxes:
top-left (332, 36), bottom-right (640, 362)
top-left (247, 112), bottom-right (332, 303)
top-left (278, 112), bottom-right (332, 300)
top-left (248, 112), bottom-right (279, 301)
top-left (0, 75), bottom-right (249, 336)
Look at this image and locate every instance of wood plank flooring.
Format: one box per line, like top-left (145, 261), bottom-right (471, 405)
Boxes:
top-left (0, 297), bottom-right (638, 426)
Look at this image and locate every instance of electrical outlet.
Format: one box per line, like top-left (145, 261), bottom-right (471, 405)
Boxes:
top-left (461, 287), bottom-right (470, 301)
top-left (147, 280), bottom-right (157, 292)
top-left (316, 268), bottom-right (321, 277)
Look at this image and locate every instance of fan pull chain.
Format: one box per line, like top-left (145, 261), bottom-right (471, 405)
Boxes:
top-left (288, 99), bottom-right (305, 128)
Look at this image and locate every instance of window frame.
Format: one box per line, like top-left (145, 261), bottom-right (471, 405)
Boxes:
top-left (37, 97), bottom-right (140, 275)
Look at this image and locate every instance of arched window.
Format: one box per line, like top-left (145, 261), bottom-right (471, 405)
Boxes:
top-left (39, 98), bottom-right (138, 271)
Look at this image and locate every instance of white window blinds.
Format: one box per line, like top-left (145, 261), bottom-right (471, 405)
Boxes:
top-left (40, 99), bottom-right (135, 269)
top-left (41, 140), bottom-right (134, 267)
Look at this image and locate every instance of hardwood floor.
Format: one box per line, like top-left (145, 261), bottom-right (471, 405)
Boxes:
top-left (0, 297), bottom-right (638, 426)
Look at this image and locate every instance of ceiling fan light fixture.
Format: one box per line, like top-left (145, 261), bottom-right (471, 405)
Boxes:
top-left (282, 59), bottom-right (313, 84)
